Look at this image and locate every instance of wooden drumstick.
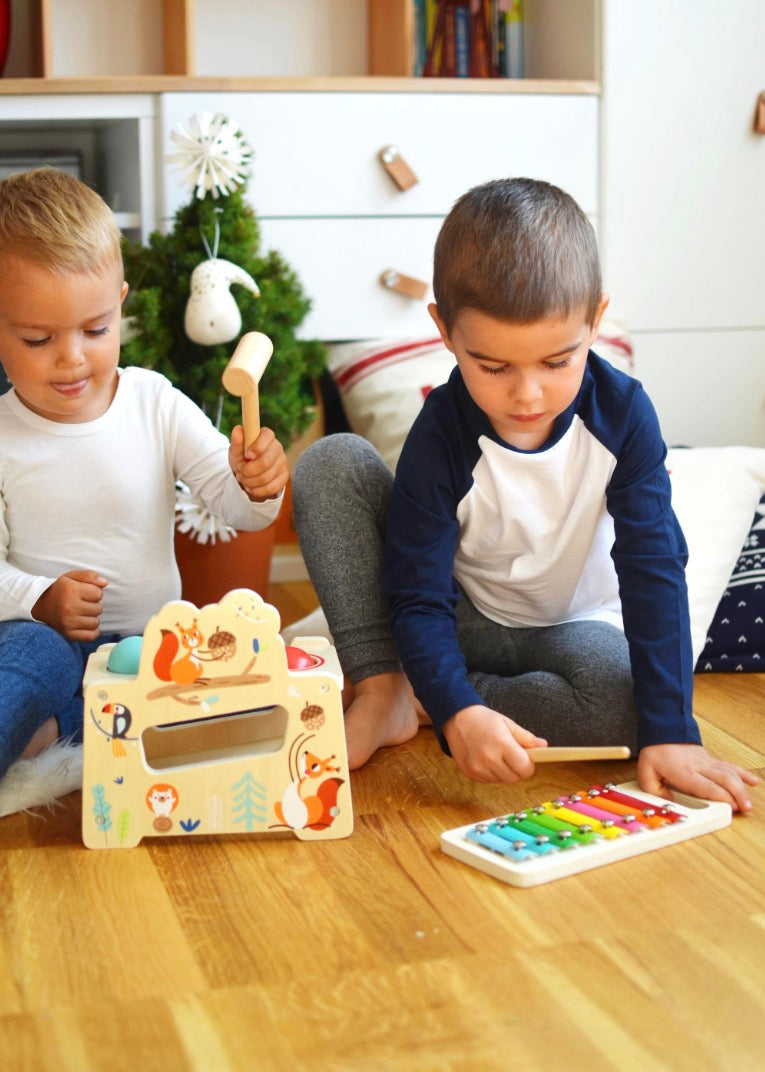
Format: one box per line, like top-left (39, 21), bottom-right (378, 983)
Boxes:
top-left (526, 746), bottom-right (631, 763)
top-left (221, 331), bottom-right (273, 448)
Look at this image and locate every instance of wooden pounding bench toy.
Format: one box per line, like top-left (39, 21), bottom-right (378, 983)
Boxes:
top-left (440, 782), bottom-right (732, 887)
top-left (82, 589), bottom-right (352, 848)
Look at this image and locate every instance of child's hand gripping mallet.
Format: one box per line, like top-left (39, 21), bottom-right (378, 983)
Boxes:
top-left (221, 331), bottom-right (274, 449)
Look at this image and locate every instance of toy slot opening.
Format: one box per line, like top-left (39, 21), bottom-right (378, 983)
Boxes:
top-left (142, 705), bottom-right (288, 771)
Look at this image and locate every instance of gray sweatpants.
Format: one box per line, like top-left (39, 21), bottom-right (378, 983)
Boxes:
top-left (293, 433), bottom-right (637, 752)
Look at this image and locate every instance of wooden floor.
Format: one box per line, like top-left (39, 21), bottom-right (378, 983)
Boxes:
top-left (3, 580), bottom-right (765, 1072)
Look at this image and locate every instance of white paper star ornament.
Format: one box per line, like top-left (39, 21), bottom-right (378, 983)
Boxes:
top-left (169, 112), bottom-right (253, 200)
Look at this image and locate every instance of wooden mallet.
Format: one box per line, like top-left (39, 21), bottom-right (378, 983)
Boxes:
top-left (526, 746), bottom-right (631, 763)
top-left (221, 331), bottom-right (273, 448)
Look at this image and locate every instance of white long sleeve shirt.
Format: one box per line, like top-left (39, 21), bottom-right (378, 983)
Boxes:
top-left (0, 366), bottom-right (282, 634)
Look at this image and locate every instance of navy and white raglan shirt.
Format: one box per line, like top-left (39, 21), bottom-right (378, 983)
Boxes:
top-left (383, 352), bottom-right (702, 752)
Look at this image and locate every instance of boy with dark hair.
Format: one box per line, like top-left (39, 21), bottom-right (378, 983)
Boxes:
top-left (294, 178), bottom-right (756, 810)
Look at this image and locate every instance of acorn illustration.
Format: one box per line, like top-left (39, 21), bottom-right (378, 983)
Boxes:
top-left (300, 703), bottom-right (325, 730)
top-left (207, 627), bottom-right (236, 660)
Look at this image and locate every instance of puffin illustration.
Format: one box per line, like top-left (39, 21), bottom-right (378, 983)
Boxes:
top-left (183, 257), bottom-right (260, 345)
top-left (102, 702), bottom-right (132, 757)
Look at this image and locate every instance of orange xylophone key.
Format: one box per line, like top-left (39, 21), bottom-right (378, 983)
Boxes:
top-left (572, 789), bottom-right (668, 828)
top-left (555, 795), bottom-right (646, 834)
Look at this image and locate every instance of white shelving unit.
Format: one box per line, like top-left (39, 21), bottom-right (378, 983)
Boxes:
top-left (0, 1), bottom-right (599, 249)
top-left (0, 94), bottom-right (157, 244)
top-left (3, 0), bottom-right (598, 82)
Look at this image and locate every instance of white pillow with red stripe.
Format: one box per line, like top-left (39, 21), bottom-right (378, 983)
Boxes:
top-left (326, 322), bottom-right (634, 472)
top-left (327, 337), bottom-right (454, 470)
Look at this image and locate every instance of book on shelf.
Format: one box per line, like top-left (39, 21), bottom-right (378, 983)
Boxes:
top-left (502, 0), bottom-right (525, 78)
top-left (413, 0), bottom-right (428, 76)
top-left (454, 2), bottom-right (470, 77)
top-left (470, 0), bottom-right (494, 78)
top-left (417, 0), bottom-right (524, 80)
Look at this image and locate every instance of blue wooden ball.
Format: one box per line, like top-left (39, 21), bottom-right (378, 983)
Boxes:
top-left (106, 635), bottom-right (143, 675)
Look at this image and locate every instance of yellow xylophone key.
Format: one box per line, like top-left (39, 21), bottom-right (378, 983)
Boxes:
top-left (539, 799), bottom-right (626, 839)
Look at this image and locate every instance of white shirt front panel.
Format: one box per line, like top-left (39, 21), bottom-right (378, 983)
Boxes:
top-left (454, 416), bottom-right (621, 627)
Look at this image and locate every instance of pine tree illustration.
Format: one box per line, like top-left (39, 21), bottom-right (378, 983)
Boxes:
top-left (230, 772), bottom-right (268, 831)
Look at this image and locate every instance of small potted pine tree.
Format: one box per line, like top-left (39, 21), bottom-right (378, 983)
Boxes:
top-left (120, 113), bottom-right (325, 604)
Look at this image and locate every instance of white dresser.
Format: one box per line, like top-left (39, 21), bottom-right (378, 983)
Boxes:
top-left (599, 0), bottom-right (765, 447)
top-left (159, 90), bottom-right (598, 340)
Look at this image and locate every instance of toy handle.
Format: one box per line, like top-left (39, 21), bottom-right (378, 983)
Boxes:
top-left (221, 332), bottom-right (273, 449)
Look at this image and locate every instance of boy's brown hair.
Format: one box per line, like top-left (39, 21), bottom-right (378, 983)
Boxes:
top-left (0, 168), bottom-right (122, 278)
top-left (432, 177), bottom-right (602, 332)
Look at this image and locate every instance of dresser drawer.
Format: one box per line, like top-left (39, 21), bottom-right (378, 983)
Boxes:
top-left (259, 217), bottom-right (441, 340)
top-left (160, 92), bottom-right (598, 220)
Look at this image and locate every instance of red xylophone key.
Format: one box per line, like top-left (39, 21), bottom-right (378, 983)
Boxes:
top-left (592, 784), bottom-right (686, 824)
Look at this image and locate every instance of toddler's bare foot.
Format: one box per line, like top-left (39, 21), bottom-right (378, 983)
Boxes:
top-left (21, 717), bottom-right (59, 758)
top-left (343, 672), bottom-right (424, 769)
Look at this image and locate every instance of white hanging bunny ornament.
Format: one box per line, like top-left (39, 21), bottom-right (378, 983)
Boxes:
top-left (184, 254), bottom-right (260, 346)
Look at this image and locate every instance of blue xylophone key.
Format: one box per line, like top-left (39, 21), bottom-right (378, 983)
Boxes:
top-left (487, 817), bottom-right (560, 855)
top-left (467, 823), bottom-right (536, 861)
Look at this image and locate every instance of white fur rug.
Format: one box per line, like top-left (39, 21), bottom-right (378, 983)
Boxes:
top-left (0, 740), bottom-right (83, 818)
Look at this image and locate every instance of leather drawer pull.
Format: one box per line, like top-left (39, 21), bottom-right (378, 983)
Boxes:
top-left (754, 92), bottom-right (765, 134)
top-left (380, 269), bottom-right (428, 300)
top-left (378, 145), bottom-right (419, 191)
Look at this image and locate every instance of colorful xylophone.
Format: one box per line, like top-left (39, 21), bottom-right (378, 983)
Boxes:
top-left (440, 781), bottom-right (732, 887)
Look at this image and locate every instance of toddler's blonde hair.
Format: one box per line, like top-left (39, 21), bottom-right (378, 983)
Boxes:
top-left (0, 167), bottom-right (123, 278)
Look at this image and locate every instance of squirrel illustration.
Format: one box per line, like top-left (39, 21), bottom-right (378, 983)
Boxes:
top-left (275, 749), bottom-right (344, 831)
top-left (152, 619), bottom-right (205, 685)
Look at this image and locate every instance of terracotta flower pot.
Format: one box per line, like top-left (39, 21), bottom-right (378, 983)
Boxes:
top-left (174, 523), bottom-right (276, 608)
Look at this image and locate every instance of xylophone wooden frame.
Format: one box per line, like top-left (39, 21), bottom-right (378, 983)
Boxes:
top-left (440, 781), bottom-right (732, 887)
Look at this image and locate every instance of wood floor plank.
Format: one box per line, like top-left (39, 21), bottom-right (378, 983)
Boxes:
top-left (693, 715), bottom-right (765, 768)
top-left (694, 674), bottom-right (765, 754)
top-left (3, 999), bottom-right (194, 1072)
top-left (6, 846), bottom-right (206, 1010)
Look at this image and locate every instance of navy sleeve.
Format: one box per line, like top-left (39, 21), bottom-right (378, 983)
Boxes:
top-left (601, 379), bottom-right (701, 748)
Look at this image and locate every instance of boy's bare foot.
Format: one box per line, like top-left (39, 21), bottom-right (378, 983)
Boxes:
top-left (343, 672), bottom-right (428, 769)
top-left (20, 717), bottom-right (59, 758)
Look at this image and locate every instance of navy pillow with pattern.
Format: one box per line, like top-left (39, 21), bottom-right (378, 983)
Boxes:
top-left (696, 494), bottom-right (765, 672)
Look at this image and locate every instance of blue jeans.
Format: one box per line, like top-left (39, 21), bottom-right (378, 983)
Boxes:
top-left (0, 620), bottom-right (124, 780)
